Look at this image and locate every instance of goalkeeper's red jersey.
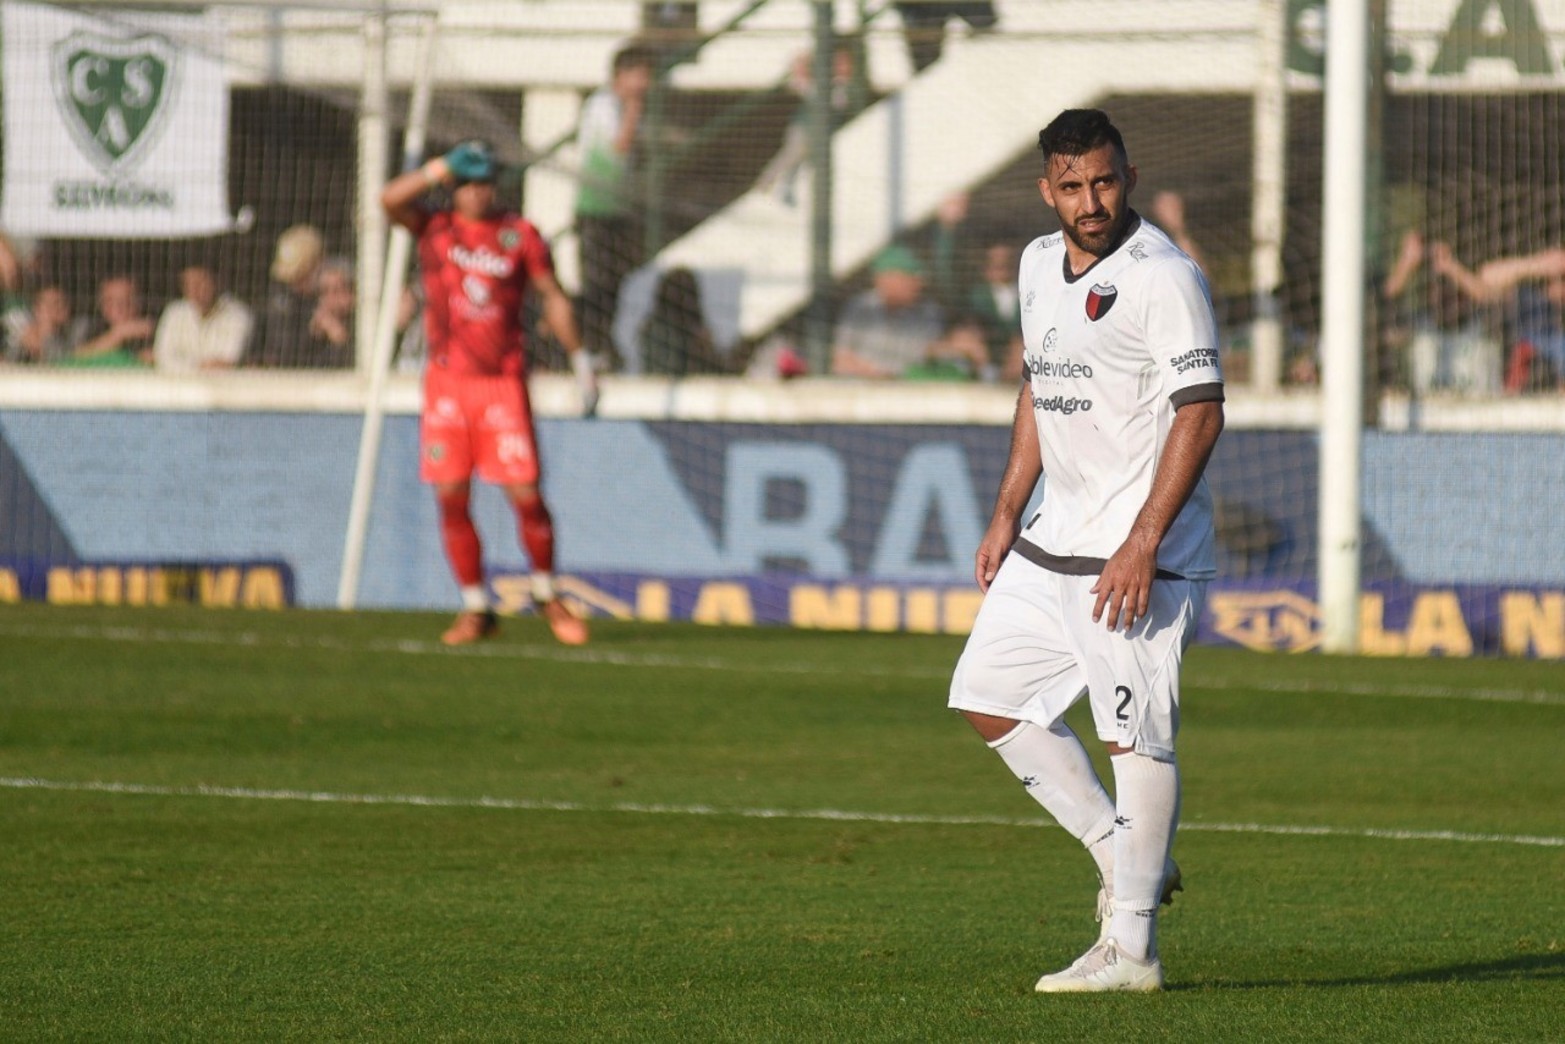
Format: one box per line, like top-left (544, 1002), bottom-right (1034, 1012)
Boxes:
top-left (414, 208), bottom-right (556, 377)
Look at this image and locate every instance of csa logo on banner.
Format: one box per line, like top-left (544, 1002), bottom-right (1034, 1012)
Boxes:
top-left (52, 30), bottom-right (178, 174)
top-left (1, 0), bottom-right (231, 238)
top-left (1085, 283), bottom-right (1117, 321)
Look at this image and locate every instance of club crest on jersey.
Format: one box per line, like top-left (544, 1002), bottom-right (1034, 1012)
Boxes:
top-left (1085, 283), bottom-right (1117, 321)
top-left (499, 229), bottom-right (520, 251)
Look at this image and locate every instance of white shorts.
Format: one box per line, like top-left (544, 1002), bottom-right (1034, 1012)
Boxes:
top-left (948, 554), bottom-right (1206, 761)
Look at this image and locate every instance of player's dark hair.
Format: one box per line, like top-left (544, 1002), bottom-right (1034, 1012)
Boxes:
top-left (1037, 109), bottom-right (1127, 169)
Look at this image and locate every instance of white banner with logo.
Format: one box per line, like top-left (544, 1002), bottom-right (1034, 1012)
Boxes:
top-left (1, 1), bottom-right (231, 238)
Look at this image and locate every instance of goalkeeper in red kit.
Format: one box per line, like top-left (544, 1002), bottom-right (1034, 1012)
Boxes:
top-left (382, 139), bottom-right (597, 646)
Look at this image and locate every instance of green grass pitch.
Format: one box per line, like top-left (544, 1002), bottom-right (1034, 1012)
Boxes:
top-left (1, 603), bottom-right (1561, 1042)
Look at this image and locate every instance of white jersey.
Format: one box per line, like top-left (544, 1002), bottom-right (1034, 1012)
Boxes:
top-left (1015, 213), bottom-right (1223, 580)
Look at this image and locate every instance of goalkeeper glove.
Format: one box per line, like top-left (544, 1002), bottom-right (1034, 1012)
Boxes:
top-left (572, 350), bottom-right (600, 418)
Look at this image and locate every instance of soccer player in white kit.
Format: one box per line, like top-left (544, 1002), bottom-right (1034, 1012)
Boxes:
top-left (948, 109), bottom-right (1225, 993)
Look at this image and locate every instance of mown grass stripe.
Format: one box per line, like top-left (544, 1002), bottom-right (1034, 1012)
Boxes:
top-left (1, 621), bottom-right (1562, 706)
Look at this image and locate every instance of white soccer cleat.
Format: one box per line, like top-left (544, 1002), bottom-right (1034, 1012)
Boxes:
top-left (1096, 857), bottom-right (1183, 944)
top-left (1034, 938), bottom-right (1164, 993)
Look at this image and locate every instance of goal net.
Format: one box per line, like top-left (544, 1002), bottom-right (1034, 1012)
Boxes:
top-left (1, 0), bottom-right (1562, 657)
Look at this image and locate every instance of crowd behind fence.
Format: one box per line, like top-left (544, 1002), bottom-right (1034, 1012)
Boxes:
top-left (3, 1), bottom-right (1565, 403)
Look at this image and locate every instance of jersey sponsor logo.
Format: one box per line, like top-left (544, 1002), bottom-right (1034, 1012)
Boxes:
top-left (448, 244), bottom-right (514, 278)
top-left (1171, 347), bottom-right (1221, 373)
top-left (1129, 242), bottom-right (1149, 262)
top-left (1023, 290), bottom-right (1036, 313)
top-left (462, 273), bottom-right (492, 308)
top-left (1041, 327), bottom-right (1058, 352)
top-left (1085, 283), bottom-right (1117, 321)
top-left (1032, 393), bottom-right (1093, 415)
top-left (1028, 356), bottom-right (1094, 380)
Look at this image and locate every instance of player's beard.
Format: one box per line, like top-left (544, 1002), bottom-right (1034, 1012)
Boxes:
top-left (1063, 209), bottom-right (1124, 258)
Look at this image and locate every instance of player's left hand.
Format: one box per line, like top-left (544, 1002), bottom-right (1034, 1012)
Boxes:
top-left (974, 516), bottom-right (1020, 592)
top-left (572, 350), bottom-right (600, 418)
top-left (1092, 534), bottom-right (1157, 632)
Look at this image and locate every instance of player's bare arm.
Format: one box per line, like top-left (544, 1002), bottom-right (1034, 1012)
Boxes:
top-left (381, 157), bottom-right (449, 231)
top-left (533, 271), bottom-right (582, 357)
top-left (976, 385), bottom-right (1043, 591)
top-left (1092, 398), bottom-right (1223, 630)
top-left (535, 270), bottom-right (599, 416)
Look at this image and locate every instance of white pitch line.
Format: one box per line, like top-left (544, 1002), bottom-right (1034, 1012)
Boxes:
top-left (2, 621), bottom-right (1564, 704)
top-left (2, 776), bottom-right (1561, 849)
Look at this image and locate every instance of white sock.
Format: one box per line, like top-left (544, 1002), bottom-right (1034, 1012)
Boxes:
top-left (1107, 752), bottom-right (1181, 961)
top-left (990, 722), bottom-right (1117, 882)
top-left (531, 573), bottom-right (556, 603)
top-left (460, 585), bottom-right (489, 612)
top-left (1086, 825), bottom-right (1116, 896)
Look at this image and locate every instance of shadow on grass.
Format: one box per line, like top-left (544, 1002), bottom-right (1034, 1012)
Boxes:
top-left (1174, 951), bottom-right (1565, 991)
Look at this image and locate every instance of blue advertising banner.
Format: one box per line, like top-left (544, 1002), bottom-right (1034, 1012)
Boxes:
top-left (2, 410), bottom-right (1562, 658)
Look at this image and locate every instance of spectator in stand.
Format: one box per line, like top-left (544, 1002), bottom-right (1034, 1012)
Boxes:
top-left (754, 45), bottom-right (858, 207)
top-left (638, 266), bottom-right (730, 375)
top-left (153, 264), bottom-right (253, 374)
top-left (1381, 230), bottom-right (1503, 395)
top-left (904, 312), bottom-right (995, 381)
top-left (0, 232), bottom-right (19, 293)
top-left (302, 257), bottom-right (355, 368)
top-left (1149, 190), bottom-right (1210, 278)
top-left (924, 192), bottom-right (1021, 381)
top-left (0, 233), bottom-right (26, 358)
top-left (980, 242), bottom-right (1026, 381)
top-left (954, 237), bottom-right (1023, 382)
top-left (895, 1), bottom-right (997, 71)
top-left (1468, 246), bottom-right (1565, 392)
top-left (575, 44), bottom-right (656, 366)
top-left (9, 285), bottom-right (89, 365)
top-left (832, 244), bottom-right (947, 378)
top-left (394, 284), bottom-right (428, 374)
top-left (640, 2), bottom-right (700, 65)
top-left (61, 275), bottom-right (154, 368)
top-left (252, 223), bottom-right (324, 367)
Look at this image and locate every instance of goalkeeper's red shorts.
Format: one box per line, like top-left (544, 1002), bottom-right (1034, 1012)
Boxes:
top-left (419, 365), bottom-right (540, 486)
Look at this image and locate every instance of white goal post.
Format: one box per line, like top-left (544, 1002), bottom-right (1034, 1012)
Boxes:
top-left (337, 10), bottom-right (438, 610)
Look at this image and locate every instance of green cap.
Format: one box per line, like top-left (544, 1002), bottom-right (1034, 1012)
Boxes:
top-left (872, 245), bottom-right (924, 276)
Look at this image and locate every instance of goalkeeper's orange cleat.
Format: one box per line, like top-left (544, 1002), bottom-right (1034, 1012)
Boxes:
top-left (441, 609), bottom-right (499, 646)
top-left (537, 597), bottom-right (589, 646)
